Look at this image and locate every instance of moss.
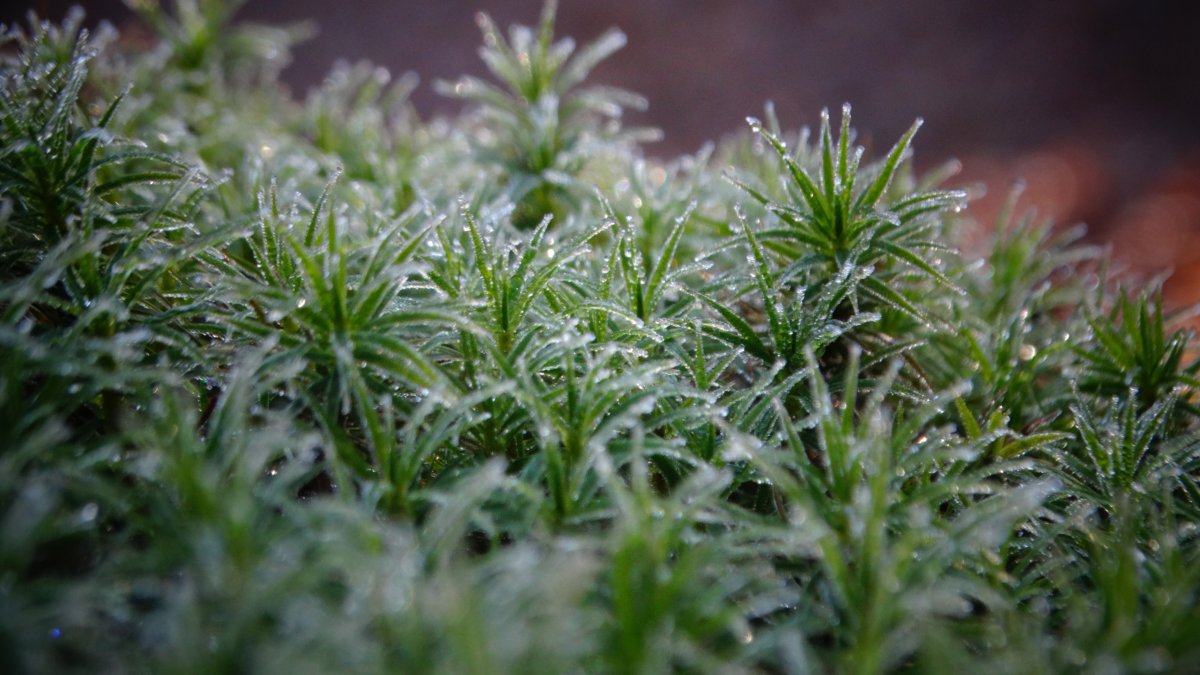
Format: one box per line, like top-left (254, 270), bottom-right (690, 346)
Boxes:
top-left (1, 2), bottom-right (1198, 673)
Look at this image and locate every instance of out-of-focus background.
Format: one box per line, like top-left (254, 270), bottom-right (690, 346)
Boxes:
top-left (7, 1), bottom-right (1200, 309)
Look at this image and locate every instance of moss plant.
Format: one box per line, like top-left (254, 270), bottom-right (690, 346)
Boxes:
top-left (2, 2), bottom-right (1199, 673)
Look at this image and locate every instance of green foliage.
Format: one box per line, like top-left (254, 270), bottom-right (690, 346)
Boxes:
top-left (438, 0), bottom-right (655, 228)
top-left (1077, 290), bottom-right (1200, 414)
top-left (2, 3), bottom-right (1198, 674)
top-left (732, 105), bottom-right (965, 326)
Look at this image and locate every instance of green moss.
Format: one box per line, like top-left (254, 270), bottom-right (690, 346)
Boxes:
top-left (1, 2), bottom-right (1197, 673)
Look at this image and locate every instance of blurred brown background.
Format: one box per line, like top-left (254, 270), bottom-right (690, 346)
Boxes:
top-left (7, 1), bottom-right (1200, 310)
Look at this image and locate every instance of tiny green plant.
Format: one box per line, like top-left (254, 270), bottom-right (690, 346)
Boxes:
top-left (1, 2), bottom-right (1197, 674)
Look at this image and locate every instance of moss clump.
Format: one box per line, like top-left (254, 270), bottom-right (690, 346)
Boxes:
top-left (2, 2), bottom-right (1198, 673)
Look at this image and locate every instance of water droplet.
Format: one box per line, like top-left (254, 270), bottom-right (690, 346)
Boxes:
top-left (1018, 344), bottom-right (1037, 361)
top-left (79, 502), bottom-right (98, 524)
